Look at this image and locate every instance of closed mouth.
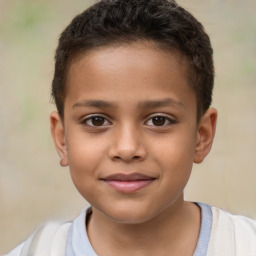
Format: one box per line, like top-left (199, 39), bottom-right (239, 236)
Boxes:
top-left (101, 172), bottom-right (156, 193)
top-left (102, 172), bottom-right (155, 181)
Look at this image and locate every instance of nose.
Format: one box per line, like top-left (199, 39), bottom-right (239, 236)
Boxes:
top-left (108, 124), bottom-right (147, 162)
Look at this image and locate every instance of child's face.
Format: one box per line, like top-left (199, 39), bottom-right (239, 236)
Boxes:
top-left (51, 41), bottom-right (216, 223)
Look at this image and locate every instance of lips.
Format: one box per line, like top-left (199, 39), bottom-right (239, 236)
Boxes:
top-left (101, 173), bottom-right (156, 193)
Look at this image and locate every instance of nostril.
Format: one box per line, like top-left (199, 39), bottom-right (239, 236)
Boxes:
top-left (112, 154), bottom-right (141, 162)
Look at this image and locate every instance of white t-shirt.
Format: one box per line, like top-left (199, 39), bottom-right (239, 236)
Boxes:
top-left (5, 203), bottom-right (256, 256)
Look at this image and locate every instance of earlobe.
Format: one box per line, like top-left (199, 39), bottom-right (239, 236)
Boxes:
top-left (194, 108), bottom-right (217, 164)
top-left (50, 111), bottom-right (69, 167)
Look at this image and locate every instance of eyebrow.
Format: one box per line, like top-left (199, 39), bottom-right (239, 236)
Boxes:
top-left (73, 100), bottom-right (116, 109)
top-left (72, 98), bottom-right (184, 109)
top-left (138, 98), bottom-right (184, 109)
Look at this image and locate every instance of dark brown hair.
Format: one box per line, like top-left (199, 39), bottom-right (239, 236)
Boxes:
top-left (52, 0), bottom-right (214, 119)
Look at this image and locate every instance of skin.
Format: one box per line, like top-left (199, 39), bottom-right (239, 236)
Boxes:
top-left (51, 41), bottom-right (217, 256)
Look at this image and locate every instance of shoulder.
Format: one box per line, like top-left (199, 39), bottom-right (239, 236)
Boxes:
top-left (211, 206), bottom-right (256, 235)
top-left (4, 221), bottom-right (72, 256)
top-left (207, 206), bottom-right (256, 256)
top-left (4, 243), bottom-right (24, 256)
top-left (4, 207), bottom-right (91, 256)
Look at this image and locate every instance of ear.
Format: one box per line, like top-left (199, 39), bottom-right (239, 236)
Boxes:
top-left (194, 108), bottom-right (217, 164)
top-left (50, 111), bottom-right (69, 167)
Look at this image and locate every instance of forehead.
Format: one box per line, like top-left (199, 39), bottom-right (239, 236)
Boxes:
top-left (68, 41), bottom-right (188, 81)
top-left (65, 41), bottom-right (196, 112)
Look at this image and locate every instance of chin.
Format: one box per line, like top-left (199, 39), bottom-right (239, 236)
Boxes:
top-left (103, 204), bottom-right (157, 225)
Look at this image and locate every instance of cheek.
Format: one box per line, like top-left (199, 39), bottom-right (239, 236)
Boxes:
top-left (67, 130), bottom-right (107, 166)
top-left (66, 135), bottom-right (106, 190)
top-left (67, 145), bottom-right (102, 202)
top-left (149, 130), bottom-right (197, 185)
top-left (152, 131), bottom-right (196, 162)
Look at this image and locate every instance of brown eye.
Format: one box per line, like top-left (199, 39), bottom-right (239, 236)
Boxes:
top-left (83, 115), bottom-right (111, 127)
top-left (145, 115), bottom-right (175, 127)
top-left (91, 116), bottom-right (105, 126)
top-left (152, 116), bottom-right (166, 126)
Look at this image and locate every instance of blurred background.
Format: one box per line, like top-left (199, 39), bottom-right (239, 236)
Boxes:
top-left (0, 0), bottom-right (255, 253)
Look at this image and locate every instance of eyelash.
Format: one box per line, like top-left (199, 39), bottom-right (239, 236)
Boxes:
top-left (145, 115), bottom-right (176, 127)
top-left (81, 115), bottom-right (112, 127)
top-left (81, 114), bottom-right (176, 128)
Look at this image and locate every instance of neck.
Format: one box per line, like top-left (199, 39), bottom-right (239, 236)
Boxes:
top-left (87, 196), bottom-right (201, 256)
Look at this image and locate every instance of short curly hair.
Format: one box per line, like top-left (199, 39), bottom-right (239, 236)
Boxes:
top-left (52, 0), bottom-right (214, 120)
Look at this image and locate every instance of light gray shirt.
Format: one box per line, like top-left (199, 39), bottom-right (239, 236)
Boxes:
top-left (65, 202), bottom-right (212, 256)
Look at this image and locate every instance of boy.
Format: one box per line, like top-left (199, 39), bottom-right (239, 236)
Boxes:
top-left (6, 0), bottom-right (256, 255)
